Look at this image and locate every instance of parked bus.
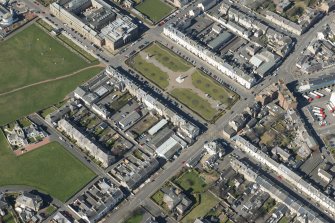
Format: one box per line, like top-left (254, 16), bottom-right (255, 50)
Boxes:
top-left (314, 91), bottom-right (324, 97)
top-left (303, 95), bottom-right (313, 102)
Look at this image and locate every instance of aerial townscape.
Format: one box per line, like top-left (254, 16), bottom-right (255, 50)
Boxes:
top-left (1, 0), bottom-right (335, 223)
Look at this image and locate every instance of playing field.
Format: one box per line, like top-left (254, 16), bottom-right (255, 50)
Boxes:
top-left (135, 0), bottom-right (173, 23)
top-left (171, 88), bottom-right (217, 121)
top-left (0, 133), bottom-right (96, 202)
top-left (0, 24), bottom-right (90, 94)
top-left (0, 66), bottom-right (104, 126)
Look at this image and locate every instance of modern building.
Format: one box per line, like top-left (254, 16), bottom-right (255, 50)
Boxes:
top-left (15, 192), bottom-right (43, 212)
top-left (0, 6), bottom-right (18, 27)
top-left (50, 0), bottom-right (138, 50)
top-left (101, 16), bottom-right (138, 51)
top-left (155, 133), bottom-right (187, 160)
top-left (51, 212), bottom-right (74, 223)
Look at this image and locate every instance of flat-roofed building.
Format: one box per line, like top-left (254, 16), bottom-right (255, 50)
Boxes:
top-left (148, 119), bottom-right (168, 136)
top-left (50, 0), bottom-right (137, 50)
top-left (101, 16), bottom-right (138, 51)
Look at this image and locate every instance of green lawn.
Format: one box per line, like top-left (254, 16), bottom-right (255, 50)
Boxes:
top-left (144, 43), bottom-right (191, 72)
top-left (135, 0), bottom-right (173, 23)
top-left (151, 190), bottom-right (164, 205)
top-left (0, 133), bottom-right (96, 202)
top-left (182, 191), bottom-right (220, 223)
top-left (175, 170), bottom-right (207, 193)
top-left (0, 67), bottom-right (103, 126)
top-left (129, 55), bottom-right (169, 89)
top-left (192, 71), bottom-right (239, 107)
top-left (0, 24), bottom-right (90, 94)
top-left (170, 88), bottom-right (217, 121)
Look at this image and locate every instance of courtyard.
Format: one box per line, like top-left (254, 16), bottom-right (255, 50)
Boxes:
top-left (135, 0), bottom-right (173, 23)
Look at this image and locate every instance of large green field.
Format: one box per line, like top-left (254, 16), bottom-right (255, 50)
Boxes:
top-left (0, 66), bottom-right (103, 126)
top-left (129, 55), bottom-right (169, 89)
top-left (192, 71), bottom-right (238, 106)
top-left (170, 88), bottom-right (218, 121)
top-left (0, 24), bottom-right (90, 94)
top-left (0, 133), bottom-right (96, 202)
top-left (144, 43), bottom-right (191, 72)
top-left (135, 0), bottom-right (173, 23)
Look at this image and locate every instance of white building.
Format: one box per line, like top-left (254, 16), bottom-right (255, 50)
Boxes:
top-left (318, 168), bottom-right (333, 184)
top-left (163, 25), bottom-right (256, 89)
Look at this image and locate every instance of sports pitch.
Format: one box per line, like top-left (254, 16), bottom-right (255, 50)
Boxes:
top-left (0, 24), bottom-right (104, 125)
top-left (0, 24), bottom-right (90, 94)
top-left (0, 133), bottom-right (96, 202)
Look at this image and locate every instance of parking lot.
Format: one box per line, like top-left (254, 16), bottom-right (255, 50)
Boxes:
top-left (301, 88), bottom-right (335, 133)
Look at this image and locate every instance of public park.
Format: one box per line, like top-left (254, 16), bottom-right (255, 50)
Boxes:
top-left (127, 43), bottom-right (239, 122)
